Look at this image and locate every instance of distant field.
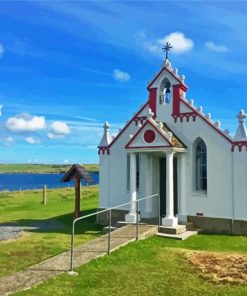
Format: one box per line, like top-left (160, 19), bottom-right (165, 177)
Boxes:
top-left (0, 164), bottom-right (99, 174)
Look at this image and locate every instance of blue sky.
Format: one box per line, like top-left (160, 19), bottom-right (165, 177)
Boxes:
top-left (0, 1), bottom-right (247, 164)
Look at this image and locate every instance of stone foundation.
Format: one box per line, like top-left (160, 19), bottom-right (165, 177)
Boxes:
top-left (187, 215), bottom-right (247, 236)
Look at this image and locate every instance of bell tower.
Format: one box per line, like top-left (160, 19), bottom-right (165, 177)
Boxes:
top-left (147, 43), bottom-right (188, 122)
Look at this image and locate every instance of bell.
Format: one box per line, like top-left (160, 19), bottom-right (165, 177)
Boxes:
top-left (165, 87), bottom-right (171, 94)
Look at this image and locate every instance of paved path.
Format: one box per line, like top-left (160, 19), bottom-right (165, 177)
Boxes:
top-left (0, 224), bottom-right (157, 295)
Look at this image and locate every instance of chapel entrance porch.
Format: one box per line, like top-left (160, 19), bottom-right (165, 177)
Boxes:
top-left (124, 149), bottom-right (187, 227)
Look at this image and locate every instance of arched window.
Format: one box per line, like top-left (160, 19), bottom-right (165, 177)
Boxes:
top-left (195, 139), bottom-right (207, 192)
top-left (159, 78), bottom-right (171, 105)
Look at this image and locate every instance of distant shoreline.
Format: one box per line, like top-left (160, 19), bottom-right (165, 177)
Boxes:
top-left (0, 164), bottom-right (99, 174)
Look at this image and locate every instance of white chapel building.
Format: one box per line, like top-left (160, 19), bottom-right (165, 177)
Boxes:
top-left (98, 52), bottom-right (247, 235)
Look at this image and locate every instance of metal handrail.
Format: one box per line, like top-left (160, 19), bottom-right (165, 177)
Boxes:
top-left (70, 193), bottom-right (160, 272)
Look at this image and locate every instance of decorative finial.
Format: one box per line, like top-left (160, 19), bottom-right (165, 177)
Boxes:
top-left (103, 121), bottom-right (110, 131)
top-left (148, 108), bottom-right (154, 118)
top-left (237, 109), bottom-right (247, 122)
top-left (99, 122), bottom-right (112, 147)
top-left (162, 42), bottom-right (172, 60)
top-left (234, 109), bottom-right (247, 141)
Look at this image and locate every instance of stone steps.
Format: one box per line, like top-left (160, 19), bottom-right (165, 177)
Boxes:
top-left (157, 230), bottom-right (198, 240)
top-left (157, 221), bottom-right (200, 240)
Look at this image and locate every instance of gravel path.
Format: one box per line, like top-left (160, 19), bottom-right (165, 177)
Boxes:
top-left (0, 224), bottom-right (157, 295)
top-left (0, 221), bottom-right (65, 241)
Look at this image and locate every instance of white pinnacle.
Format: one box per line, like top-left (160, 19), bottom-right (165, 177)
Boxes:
top-left (99, 122), bottom-right (112, 147)
top-left (234, 109), bottom-right (247, 141)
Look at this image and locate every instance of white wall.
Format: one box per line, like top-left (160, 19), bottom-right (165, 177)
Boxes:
top-left (99, 105), bottom-right (149, 210)
top-left (233, 151), bottom-right (247, 220)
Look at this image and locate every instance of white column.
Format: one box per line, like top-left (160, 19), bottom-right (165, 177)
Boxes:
top-left (178, 153), bottom-right (187, 223)
top-left (142, 154), bottom-right (153, 218)
top-left (125, 153), bottom-right (138, 222)
top-left (162, 151), bottom-right (178, 226)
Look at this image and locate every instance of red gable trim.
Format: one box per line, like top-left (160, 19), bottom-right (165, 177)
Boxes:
top-left (125, 119), bottom-right (172, 149)
top-left (126, 146), bottom-right (173, 150)
top-left (107, 101), bottom-right (149, 149)
top-left (147, 66), bottom-right (188, 90)
top-left (181, 100), bottom-right (234, 144)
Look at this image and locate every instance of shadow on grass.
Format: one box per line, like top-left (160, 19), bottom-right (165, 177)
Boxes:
top-left (0, 208), bottom-right (104, 237)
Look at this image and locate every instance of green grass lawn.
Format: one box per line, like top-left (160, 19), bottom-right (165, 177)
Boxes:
top-left (0, 186), bottom-right (100, 277)
top-left (14, 234), bottom-right (247, 296)
top-left (0, 163), bottom-right (99, 174)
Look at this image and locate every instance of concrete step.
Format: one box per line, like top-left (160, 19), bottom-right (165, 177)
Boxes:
top-left (159, 224), bottom-right (186, 235)
top-left (180, 221), bottom-right (196, 231)
top-left (157, 230), bottom-right (198, 240)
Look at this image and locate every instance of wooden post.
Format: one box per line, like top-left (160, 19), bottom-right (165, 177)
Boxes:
top-left (43, 185), bottom-right (47, 205)
top-left (74, 178), bottom-right (81, 219)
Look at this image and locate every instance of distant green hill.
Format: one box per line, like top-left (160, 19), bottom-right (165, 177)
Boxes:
top-left (0, 164), bottom-right (99, 174)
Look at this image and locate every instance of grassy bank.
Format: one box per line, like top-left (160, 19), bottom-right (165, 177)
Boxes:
top-left (0, 186), bottom-right (100, 277)
top-left (0, 164), bottom-right (99, 174)
top-left (15, 235), bottom-right (247, 296)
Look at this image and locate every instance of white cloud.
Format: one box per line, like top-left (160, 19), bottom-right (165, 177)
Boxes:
top-left (113, 69), bottom-right (130, 82)
top-left (47, 132), bottom-right (64, 139)
top-left (159, 32), bottom-right (194, 54)
top-left (64, 159), bottom-right (69, 164)
top-left (5, 136), bottom-right (14, 145)
top-left (5, 114), bottom-right (46, 133)
top-left (145, 32), bottom-right (194, 55)
top-left (50, 121), bottom-right (70, 135)
top-left (0, 105), bottom-right (3, 116)
top-left (26, 137), bottom-right (40, 145)
top-left (205, 41), bottom-right (229, 52)
top-left (74, 115), bottom-right (97, 122)
top-left (0, 44), bottom-right (4, 57)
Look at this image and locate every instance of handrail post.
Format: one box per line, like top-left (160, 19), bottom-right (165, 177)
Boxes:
top-left (70, 220), bottom-right (75, 272)
top-left (158, 194), bottom-right (161, 231)
top-left (136, 201), bottom-right (139, 241)
top-left (69, 193), bottom-right (160, 274)
top-left (108, 209), bottom-right (111, 255)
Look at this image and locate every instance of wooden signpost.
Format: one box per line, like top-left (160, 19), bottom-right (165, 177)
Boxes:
top-left (61, 164), bottom-right (93, 219)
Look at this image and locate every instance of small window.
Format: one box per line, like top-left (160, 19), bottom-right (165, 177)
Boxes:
top-left (126, 154), bottom-right (140, 191)
top-left (195, 139), bottom-right (207, 192)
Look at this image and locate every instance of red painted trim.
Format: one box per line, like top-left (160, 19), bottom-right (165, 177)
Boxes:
top-left (147, 66), bottom-right (188, 91)
top-left (134, 116), bottom-right (147, 126)
top-left (107, 101), bottom-right (149, 149)
top-left (148, 88), bottom-right (157, 117)
top-left (173, 111), bottom-right (197, 123)
top-left (126, 145), bottom-right (172, 149)
top-left (144, 129), bottom-right (156, 143)
top-left (181, 100), bottom-right (234, 144)
top-left (98, 147), bottom-right (110, 155)
top-left (231, 142), bottom-right (247, 152)
top-left (172, 84), bottom-right (181, 116)
top-left (125, 119), bottom-right (172, 149)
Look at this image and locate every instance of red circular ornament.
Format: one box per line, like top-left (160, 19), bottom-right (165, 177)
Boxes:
top-left (144, 130), bottom-right (156, 143)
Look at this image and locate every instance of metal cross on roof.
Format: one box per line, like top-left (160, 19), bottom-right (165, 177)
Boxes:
top-left (162, 42), bottom-right (172, 60)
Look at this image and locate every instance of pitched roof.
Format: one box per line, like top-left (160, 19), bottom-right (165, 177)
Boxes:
top-left (61, 164), bottom-right (93, 183)
top-left (125, 118), bottom-right (186, 150)
top-left (161, 123), bottom-right (186, 148)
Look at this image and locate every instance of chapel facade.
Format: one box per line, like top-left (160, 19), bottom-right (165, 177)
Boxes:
top-left (98, 53), bottom-right (247, 235)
